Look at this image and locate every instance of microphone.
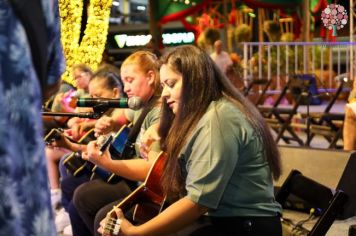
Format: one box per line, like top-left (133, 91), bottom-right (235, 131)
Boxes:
top-left (76, 97), bottom-right (142, 110)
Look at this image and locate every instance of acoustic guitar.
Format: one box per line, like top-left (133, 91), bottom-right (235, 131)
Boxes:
top-left (44, 127), bottom-right (95, 145)
top-left (90, 124), bottom-right (135, 183)
top-left (102, 152), bottom-right (167, 235)
top-left (62, 124), bottom-right (134, 181)
top-left (45, 128), bottom-right (96, 177)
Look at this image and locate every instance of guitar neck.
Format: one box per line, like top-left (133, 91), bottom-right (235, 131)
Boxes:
top-left (107, 151), bottom-right (167, 218)
top-left (108, 184), bottom-right (146, 216)
top-left (44, 128), bottom-right (63, 143)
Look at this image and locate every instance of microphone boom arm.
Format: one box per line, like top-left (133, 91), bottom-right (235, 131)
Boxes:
top-left (42, 111), bottom-right (103, 119)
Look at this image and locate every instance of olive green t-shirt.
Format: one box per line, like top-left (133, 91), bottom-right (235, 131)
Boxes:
top-left (126, 106), bottom-right (161, 156)
top-left (179, 98), bottom-right (282, 217)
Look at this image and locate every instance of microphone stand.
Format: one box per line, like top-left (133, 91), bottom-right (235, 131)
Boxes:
top-left (42, 111), bottom-right (102, 119)
top-left (305, 90), bottom-right (311, 146)
top-left (42, 104), bottom-right (111, 119)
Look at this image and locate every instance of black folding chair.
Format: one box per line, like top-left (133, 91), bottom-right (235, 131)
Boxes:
top-left (258, 76), bottom-right (306, 145)
top-left (294, 79), bottom-right (347, 149)
top-left (243, 78), bottom-right (272, 106)
top-left (276, 169), bottom-right (349, 236)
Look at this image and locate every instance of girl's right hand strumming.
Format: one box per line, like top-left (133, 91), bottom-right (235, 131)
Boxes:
top-left (94, 115), bottom-right (115, 137)
top-left (139, 123), bottom-right (161, 160)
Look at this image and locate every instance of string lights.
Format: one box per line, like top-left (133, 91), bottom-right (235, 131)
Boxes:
top-left (59, 0), bottom-right (112, 86)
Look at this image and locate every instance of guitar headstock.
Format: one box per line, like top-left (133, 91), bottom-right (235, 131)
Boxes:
top-left (102, 212), bottom-right (122, 236)
top-left (44, 128), bottom-right (63, 145)
top-left (96, 134), bottom-right (114, 155)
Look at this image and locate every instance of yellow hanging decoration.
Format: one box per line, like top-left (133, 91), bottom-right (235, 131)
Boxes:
top-left (58, 0), bottom-right (112, 86)
top-left (58, 0), bottom-right (83, 86)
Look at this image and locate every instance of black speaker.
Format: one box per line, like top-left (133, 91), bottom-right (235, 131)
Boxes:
top-left (276, 146), bottom-right (356, 219)
top-left (337, 152), bottom-right (356, 219)
top-left (349, 225), bottom-right (356, 236)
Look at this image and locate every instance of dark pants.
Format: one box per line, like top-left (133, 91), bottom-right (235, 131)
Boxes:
top-left (93, 199), bottom-right (124, 236)
top-left (59, 154), bottom-right (134, 236)
top-left (95, 204), bottom-right (281, 236)
top-left (59, 156), bottom-right (92, 236)
top-left (209, 215), bottom-right (282, 236)
top-left (73, 179), bottom-right (132, 236)
top-left (171, 215), bottom-right (281, 236)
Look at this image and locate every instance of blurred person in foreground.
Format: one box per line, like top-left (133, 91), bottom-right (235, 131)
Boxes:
top-left (0, 0), bottom-right (65, 235)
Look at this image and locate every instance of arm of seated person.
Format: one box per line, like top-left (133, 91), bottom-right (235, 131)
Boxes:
top-left (94, 109), bottom-right (130, 137)
top-left (49, 132), bottom-right (86, 153)
top-left (82, 140), bottom-right (157, 182)
top-left (139, 123), bottom-right (160, 160)
top-left (99, 197), bottom-right (208, 236)
top-left (69, 119), bottom-right (96, 140)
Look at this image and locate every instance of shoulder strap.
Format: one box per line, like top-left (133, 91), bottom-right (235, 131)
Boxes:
top-left (8, 0), bottom-right (48, 89)
top-left (127, 95), bottom-right (159, 144)
top-left (120, 96), bottom-right (159, 159)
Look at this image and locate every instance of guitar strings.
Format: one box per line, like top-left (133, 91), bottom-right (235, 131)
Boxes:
top-left (104, 217), bottom-right (122, 230)
top-left (104, 217), bottom-right (122, 235)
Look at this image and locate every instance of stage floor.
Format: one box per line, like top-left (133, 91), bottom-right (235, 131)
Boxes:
top-left (283, 210), bottom-right (356, 236)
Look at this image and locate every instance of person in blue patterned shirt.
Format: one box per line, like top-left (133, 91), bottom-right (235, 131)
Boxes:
top-left (0, 0), bottom-right (65, 235)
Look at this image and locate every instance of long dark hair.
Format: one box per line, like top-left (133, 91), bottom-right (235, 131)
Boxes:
top-left (159, 45), bottom-right (281, 200)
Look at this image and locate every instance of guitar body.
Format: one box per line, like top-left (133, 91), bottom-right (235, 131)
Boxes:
top-left (91, 125), bottom-right (134, 183)
top-left (54, 128), bottom-right (96, 176)
top-left (109, 125), bottom-right (131, 158)
top-left (63, 152), bottom-right (94, 176)
top-left (132, 151), bottom-right (167, 223)
top-left (90, 165), bottom-right (121, 183)
top-left (103, 152), bottom-right (167, 235)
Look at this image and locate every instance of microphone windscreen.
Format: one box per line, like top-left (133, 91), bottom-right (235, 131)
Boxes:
top-left (128, 97), bottom-right (142, 110)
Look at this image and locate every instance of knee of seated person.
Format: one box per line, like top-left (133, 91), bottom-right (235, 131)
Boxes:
top-left (94, 206), bottom-right (109, 229)
top-left (73, 180), bottom-right (101, 210)
top-left (72, 182), bottom-right (89, 207)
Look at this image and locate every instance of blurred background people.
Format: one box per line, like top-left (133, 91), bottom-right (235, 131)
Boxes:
top-left (343, 77), bottom-right (356, 151)
top-left (210, 39), bottom-right (233, 76)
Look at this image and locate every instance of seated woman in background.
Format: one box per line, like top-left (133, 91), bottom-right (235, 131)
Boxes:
top-left (46, 68), bottom-right (126, 210)
top-left (95, 45), bottom-right (282, 236)
top-left (344, 76), bottom-right (356, 151)
top-left (59, 51), bottom-right (162, 236)
top-left (43, 63), bottom-right (93, 133)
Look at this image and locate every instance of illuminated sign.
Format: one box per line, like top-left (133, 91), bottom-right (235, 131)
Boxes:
top-left (114, 32), bottom-right (195, 48)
